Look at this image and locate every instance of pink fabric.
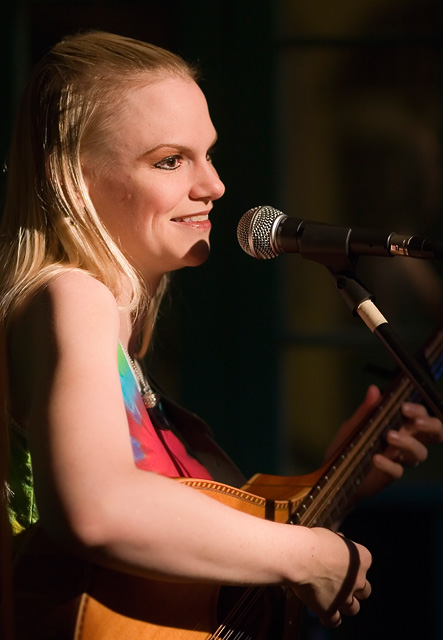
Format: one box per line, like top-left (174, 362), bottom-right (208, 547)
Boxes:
top-left (119, 344), bottom-right (212, 479)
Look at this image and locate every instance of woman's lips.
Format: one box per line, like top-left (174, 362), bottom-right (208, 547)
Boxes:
top-left (176, 214), bottom-right (208, 222)
top-left (171, 213), bottom-right (211, 230)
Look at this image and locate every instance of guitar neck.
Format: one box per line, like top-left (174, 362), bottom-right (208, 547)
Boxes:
top-left (288, 326), bottom-right (443, 529)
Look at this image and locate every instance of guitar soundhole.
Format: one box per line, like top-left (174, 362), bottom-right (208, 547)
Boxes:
top-left (216, 585), bottom-right (286, 640)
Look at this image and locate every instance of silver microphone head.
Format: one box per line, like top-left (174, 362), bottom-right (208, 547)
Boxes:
top-left (237, 205), bottom-right (286, 259)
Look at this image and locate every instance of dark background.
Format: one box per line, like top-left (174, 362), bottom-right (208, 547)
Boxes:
top-left (1, 1), bottom-right (442, 638)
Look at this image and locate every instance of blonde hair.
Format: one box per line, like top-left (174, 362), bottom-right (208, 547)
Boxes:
top-left (0, 31), bottom-right (197, 356)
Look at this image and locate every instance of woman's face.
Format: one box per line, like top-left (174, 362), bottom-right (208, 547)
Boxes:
top-left (82, 75), bottom-right (225, 287)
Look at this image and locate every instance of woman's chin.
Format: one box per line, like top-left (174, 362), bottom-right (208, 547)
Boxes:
top-left (184, 239), bottom-right (211, 267)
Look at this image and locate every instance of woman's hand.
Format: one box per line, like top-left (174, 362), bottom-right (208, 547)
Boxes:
top-left (291, 528), bottom-right (372, 628)
top-left (330, 385), bottom-right (443, 501)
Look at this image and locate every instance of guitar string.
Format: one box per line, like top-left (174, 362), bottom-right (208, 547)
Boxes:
top-left (221, 585), bottom-right (278, 639)
top-left (210, 587), bottom-right (266, 639)
top-left (211, 590), bottom-right (254, 638)
top-left (231, 588), bottom-right (266, 639)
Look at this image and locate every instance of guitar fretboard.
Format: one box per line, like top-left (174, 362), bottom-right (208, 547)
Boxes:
top-left (288, 326), bottom-right (443, 529)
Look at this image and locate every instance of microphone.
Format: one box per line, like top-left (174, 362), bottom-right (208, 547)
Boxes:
top-left (237, 205), bottom-right (443, 261)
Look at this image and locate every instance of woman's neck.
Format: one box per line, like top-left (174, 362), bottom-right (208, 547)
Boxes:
top-left (117, 272), bottom-right (158, 357)
top-left (118, 308), bottom-right (148, 357)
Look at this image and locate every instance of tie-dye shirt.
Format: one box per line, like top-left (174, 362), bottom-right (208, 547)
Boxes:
top-left (8, 344), bottom-right (212, 534)
top-left (117, 344), bottom-right (212, 479)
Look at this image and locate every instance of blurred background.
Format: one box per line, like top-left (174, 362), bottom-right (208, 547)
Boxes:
top-left (1, 1), bottom-right (442, 637)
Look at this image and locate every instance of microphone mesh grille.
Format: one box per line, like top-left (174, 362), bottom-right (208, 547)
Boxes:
top-left (237, 205), bottom-right (282, 259)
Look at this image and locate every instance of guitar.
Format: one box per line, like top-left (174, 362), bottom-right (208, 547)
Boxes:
top-left (70, 327), bottom-right (443, 639)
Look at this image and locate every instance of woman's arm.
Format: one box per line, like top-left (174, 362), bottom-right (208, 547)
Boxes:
top-left (8, 271), bottom-right (371, 628)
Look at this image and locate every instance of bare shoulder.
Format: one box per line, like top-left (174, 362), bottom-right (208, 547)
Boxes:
top-left (8, 271), bottom-right (122, 422)
top-left (9, 270), bottom-right (121, 375)
top-left (17, 270), bottom-right (120, 343)
top-left (43, 269), bottom-right (118, 317)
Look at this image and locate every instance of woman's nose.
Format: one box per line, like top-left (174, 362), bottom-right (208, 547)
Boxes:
top-left (190, 162), bottom-right (225, 202)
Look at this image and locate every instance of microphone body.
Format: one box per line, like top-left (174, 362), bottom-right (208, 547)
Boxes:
top-left (237, 205), bottom-right (443, 261)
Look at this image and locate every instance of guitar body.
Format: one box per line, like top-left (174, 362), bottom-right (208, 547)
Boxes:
top-left (72, 477), bottom-right (309, 640)
top-left (75, 578), bottom-right (221, 640)
top-left (74, 572), bottom-right (297, 640)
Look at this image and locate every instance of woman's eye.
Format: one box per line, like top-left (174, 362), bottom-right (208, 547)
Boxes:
top-left (155, 155), bottom-right (182, 170)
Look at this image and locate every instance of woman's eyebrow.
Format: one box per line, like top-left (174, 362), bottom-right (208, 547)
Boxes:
top-left (142, 143), bottom-right (188, 156)
top-left (142, 134), bottom-right (219, 157)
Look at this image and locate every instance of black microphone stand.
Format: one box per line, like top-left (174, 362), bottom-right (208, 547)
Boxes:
top-left (330, 268), bottom-right (443, 421)
top-left (305, 247), bottom-right (443, 422)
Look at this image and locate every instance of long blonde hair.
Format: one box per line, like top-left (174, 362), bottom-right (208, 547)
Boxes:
top-left (0, 31), bottom-right (197, 355)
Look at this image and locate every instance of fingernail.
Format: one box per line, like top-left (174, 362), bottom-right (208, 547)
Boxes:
top-left (402, 403), bottom-right (415, 416)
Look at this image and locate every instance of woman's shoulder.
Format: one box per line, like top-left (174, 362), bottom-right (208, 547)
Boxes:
top-left (7, 271), bottom-right (122, 425)
top-left (39, 269), bottom-right (116, 307)
top-left (13, 270), bottom-right (120, 345)
top-left (45, 269), bottom-right (117, 302)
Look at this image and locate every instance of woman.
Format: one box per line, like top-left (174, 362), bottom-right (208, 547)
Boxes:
top-left (1, 31), bottom-right (441, 639)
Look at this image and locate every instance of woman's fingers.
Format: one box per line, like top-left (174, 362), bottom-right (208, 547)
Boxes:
top-left (401, 403), bottom-right (443, 444)
top-left (373, 404), bottom-right (443, 476)
top-left (320, 579), bottom-right (371, 628)
top-left (385, 429), bottom-right (428, 466)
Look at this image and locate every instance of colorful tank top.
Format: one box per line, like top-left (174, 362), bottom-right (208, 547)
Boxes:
top-left (117, 344), bottom-right (212, 479)
top-left (8, 344), bottom-right (212, 534)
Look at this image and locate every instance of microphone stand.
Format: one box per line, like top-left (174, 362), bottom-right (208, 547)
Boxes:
top-left (244, 206), bottom-right (443, 418)
top-left (327, 265), bottom-right (443, 422)
top-left (295, 226), bottom-right (443, 418)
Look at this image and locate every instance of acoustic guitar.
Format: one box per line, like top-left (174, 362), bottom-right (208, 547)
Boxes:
top-left (69, 326), bottom-right (443, 639)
